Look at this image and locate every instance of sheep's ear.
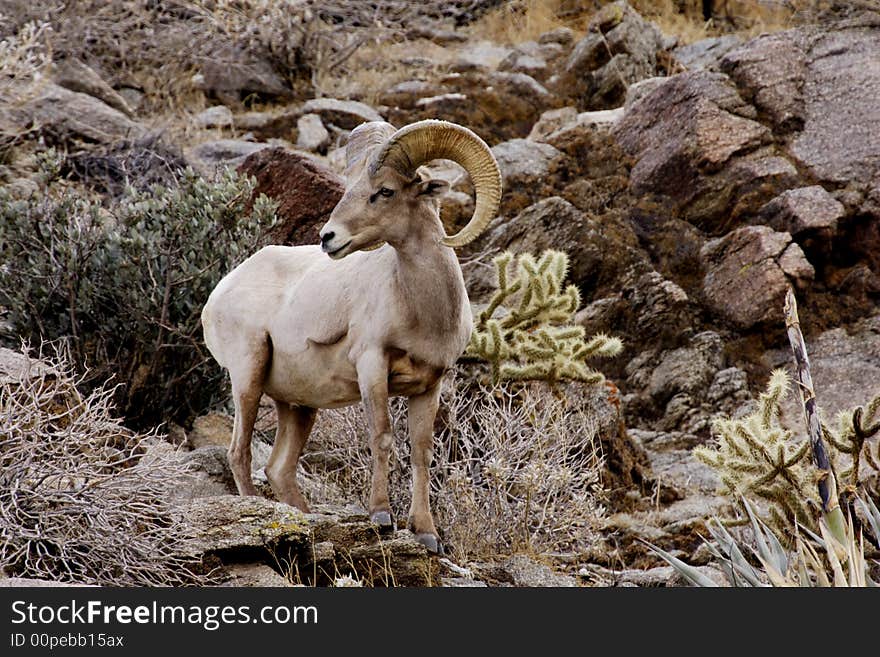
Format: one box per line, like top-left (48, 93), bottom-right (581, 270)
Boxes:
top-left (415, 178), bottom-right (450, 197)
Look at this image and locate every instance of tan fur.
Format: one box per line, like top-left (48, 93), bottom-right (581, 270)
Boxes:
top-left (200, 139), bottom-right (476, 547)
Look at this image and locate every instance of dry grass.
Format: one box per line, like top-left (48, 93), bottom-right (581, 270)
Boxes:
top-left (634, 1), bottom-right (802, 44)
top-left (469, 0), bottom-right (590, 44)
top-left (0, 346), bottom-right (210, 585)
top-left (293, 371), bottom-right (607, 562)
top-left (0, 17), bottom-right (53, 157)
top-left (313, 35), bottom-right (455, 105)
top-left (0, 1), bottom-right (337, 115)
top-left (469, 0), bottom-right (807, 47)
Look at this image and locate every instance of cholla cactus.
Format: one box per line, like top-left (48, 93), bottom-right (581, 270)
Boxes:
top-left (467, 250), bottom-right (622, 385)
top-left (695, 370), bottom-right (880, 535)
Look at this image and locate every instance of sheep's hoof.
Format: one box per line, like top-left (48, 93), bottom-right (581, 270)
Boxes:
top-left (415, 533), bottom-right (444, 555)
top-left (370, 510), bottom-right (394, 533)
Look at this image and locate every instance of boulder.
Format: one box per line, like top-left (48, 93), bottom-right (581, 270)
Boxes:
top-left (539, 27), bottom-right (576, 47)
top-left (576, 270), bottom-right (693, 354)
top-left (707, 367), bottom-right (752, 409)
top-left (186, 139), bottom-right (271, 174)
top-left (470, 196), bottom-right (652, 324)
top-left (180, 495), bottom-right (310, 557)
top-left (568, 380), bottom-right (653, 507)
top-left (0, 347), bottom-right (53, 385)
top-left (233, 109), bottom-right (301, 140)
top-left (450, 40), bottom-right (513, 72)
top-left (197, 47), bottom-right (292, 105)
top-left (470, 198), bottom-right (613, 297)
top-left (490, 139), bottom-right (566, 215)
top-left (499, 50), bottom-right (549, 82)
top-left (528, 106), bottom-right (578, 142)
top-left (442, 577), bottom-right (488, 587)
top-left (627, 212), bottom-right (707, 297)
top-left (345, 532), bottom-right (435, 587)
top-left (304, 510), bottom-right (437, 587)
top-left (237, 147), bottom-right (345, 246)
top-left (295, 113), bottom-right (330, 152)
top-left (630, 429), bottom-right (722, 496)
top-left (497, 40), bottom-right (564, 83)
top-left (187, 412), bottom-right (233, 449)
top-left (623, 76), bottom-right (669, 110)
top-left (592, 563), bottom-right (728, 587)
top-left (379, 80), bottom-right (437, 108)
top-left (616, 70), bottom-right (768, 192)
top-left (8, 82), bottom-right (144, 145)
top-left (758, 186), bottom-right (843, 241)
top-left (52, 58), bottom-right (134, 116)
top-left (301, 98), bottom-right (383, 130)
top-left (221, 563), bottom-right (292, 587)
top-left (539, 108), bottom-right (625, 180)
top-left (723, 15), bottom-right (880, 194)
top-left (614, 71), bottom-right (803, 233)
top-left (194, 105), bottom-right (234, 129)
top-left (174, 446), bottom-right (237, 501)
top-left (557, 0), bottom-right (666, 109)
top-left (476, 554), bottom-right (578, 587)
top-left (673, 35), bottom-right (743, 72)
top-left (384, 71), bottom-right (555, 144)
top-left (603, 493), bottom-right (731, 563)
top-left (720, 32), bottom-right (807, 134)
top-left (647, 331), bottom-right (725, 406)
top-left (700, 226), bottom-right (814, 329)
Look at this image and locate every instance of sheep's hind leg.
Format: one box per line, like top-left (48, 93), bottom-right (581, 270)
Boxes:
top-left (407, 383), bottom-right (443, 554)
top-left (357, 350), bottom-right (395, 533)
top-left (266, 402), bottom-right (316, 512)
top-left (227, 341), bottom-right (270, 497)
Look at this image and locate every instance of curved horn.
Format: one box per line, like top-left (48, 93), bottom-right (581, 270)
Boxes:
top-left (344, 121), bottom-right (397, 180)
top-left (369, 120), bottom-right (502, 248)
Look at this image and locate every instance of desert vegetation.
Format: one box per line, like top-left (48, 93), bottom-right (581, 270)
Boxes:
top-left (1, 0), bottom-right (878, 586)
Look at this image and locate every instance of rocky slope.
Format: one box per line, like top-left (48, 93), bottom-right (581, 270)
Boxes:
top-left (2, 1), bottom-right (879, 586)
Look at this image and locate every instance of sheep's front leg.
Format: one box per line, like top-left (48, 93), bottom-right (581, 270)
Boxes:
top-left (407, 383), bottom-right (442, 554)
top-left (357, 350), bottom-right (394, 532)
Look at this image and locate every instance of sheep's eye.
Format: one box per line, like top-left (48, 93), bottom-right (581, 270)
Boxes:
top-left (379, 187), bottom-right (395, 197)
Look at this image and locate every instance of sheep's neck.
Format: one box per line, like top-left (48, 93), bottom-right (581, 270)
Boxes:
top-left (390, 218), bottom-right (466, 338)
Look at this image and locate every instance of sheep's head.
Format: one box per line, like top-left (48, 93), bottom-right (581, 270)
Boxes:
top-left (319, 120), bottom-right (502, 260)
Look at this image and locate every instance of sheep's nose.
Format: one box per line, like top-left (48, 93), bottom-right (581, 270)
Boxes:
top-left (320, 231), bottom-right (335, 247)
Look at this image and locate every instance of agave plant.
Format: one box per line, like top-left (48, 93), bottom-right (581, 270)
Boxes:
top-left (649, 497), bottom-right (879, 587)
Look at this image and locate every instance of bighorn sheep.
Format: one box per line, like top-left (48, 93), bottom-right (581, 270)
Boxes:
top-left (201, 120), bottom-right (501, 552)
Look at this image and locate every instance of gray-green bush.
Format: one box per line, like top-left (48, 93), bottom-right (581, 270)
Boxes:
top-left (0, 154), bottom-right (277, 426)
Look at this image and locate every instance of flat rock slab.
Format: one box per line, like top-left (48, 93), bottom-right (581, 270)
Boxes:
top-left (180, 495), bottom-right (310, 556)
top-left (9, 82), bottom-right (145, 145)
top-left (0, 347), bottom-right (53, 385)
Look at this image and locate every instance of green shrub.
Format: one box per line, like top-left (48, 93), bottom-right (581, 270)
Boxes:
top-left (0, 154), bottom-right (277, 426)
